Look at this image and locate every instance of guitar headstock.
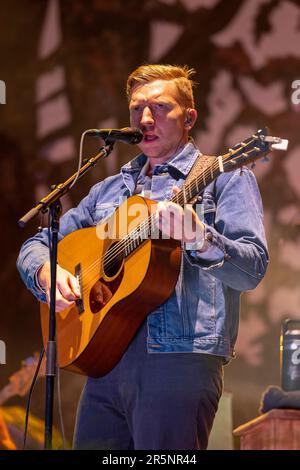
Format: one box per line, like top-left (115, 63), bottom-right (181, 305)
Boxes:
top-left (222, 127), bottom-right (288, 172)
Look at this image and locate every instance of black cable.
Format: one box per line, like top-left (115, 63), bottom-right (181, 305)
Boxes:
top-left (23, 347), bottom-right (45, 449)
top-left (56, 366), bottom-right (66, 449)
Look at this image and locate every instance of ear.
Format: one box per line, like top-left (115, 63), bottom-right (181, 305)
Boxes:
top-left (184, 108), bottom-right (198, 130)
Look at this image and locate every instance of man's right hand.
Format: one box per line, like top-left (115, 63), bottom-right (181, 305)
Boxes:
top-left (37, 262), bottom-right (81, 312)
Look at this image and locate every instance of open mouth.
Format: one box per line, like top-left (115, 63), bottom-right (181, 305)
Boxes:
top-left (143, 134), bottom-right (158, 142)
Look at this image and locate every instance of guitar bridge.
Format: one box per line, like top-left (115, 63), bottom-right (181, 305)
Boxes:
top-left (75, 263), bottom-right (84, 314)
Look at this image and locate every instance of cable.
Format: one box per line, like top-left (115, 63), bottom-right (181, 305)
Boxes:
top-left (68, 130), bottom-right (89, 190)
top-left (23, 347), bottom-right (45, 450)
top-left (56, 365), bottom-right (67, 449)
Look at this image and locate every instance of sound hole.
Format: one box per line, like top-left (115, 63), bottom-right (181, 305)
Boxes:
top-left (103, 242), bottom-right (124, 278)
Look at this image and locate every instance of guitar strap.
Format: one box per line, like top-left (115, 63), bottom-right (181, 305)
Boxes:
top-left (182, 153), bottom-right (216, 202)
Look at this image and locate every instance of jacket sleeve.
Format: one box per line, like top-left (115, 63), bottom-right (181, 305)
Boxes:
top-left (16, 182), bottom-right (102, 302)
top-left (184, 168), bottom-right (269, 291)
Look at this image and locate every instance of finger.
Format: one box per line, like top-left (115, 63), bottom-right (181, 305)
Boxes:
top-left (184, 203), bottom-right (194, 213)
top-left (57, 279), bottom-right (78, 302)
top-left (158, 201), bottom-right (182, 220)
top-left (172, 185), bottom-right (180, 194)
top-left (56, 298), bottom-right (75, 312)
top-left (160, 208), bottom-right (184, 240)
top-left (182, 206), bottom-right (205, 243)
top-left (156, 201), bottom-right (168, 231)
top-left (159, 211), bottom-right (173, 238)
top-left (157, 200), bottom-right (184, 239)
top-left (184, 204), bottom-right (205, 230)
top-left (68, 274), bottom-right (81, 297)
top-left (156, 201), bottom-right (167, 216)
top-left (46, 287), bottom-right (75, 312)
top-left (56, 286), bottom-right (75, 310)
top-left (160, 205), bottom-right (183, 227)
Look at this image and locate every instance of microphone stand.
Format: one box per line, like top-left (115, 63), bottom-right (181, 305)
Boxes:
top-left (18, 141), bottom-right (115, 449)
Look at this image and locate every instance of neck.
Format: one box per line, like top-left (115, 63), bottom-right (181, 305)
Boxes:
top-left (147, 141), bottom-right (189, 173)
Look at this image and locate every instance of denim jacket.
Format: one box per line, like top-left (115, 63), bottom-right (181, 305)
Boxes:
top-left (17, 141), bottom-right (268, 361)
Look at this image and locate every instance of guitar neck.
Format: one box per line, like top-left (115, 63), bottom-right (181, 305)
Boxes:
top-left (105, 128), bottom-right (274, 263)
top-left (170, 158), bottom-right (221, 208)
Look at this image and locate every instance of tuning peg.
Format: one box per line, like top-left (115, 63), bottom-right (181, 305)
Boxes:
top-left (261, 135), bottom-right (289, 151)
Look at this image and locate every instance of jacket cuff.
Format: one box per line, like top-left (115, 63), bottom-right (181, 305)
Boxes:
top-left (184, 225), bottom-right (228, 270)
top-left (28, 258), bottom-right (49, 302)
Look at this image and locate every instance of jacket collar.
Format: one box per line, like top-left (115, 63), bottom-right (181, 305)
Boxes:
top-left (121, 138), bottom-right (200, 178)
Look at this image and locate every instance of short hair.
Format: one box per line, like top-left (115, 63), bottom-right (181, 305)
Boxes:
top-left (126, 64), bottom-right (196, 108)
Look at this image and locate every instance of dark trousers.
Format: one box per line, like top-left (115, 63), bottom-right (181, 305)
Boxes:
top-left (73, 321), bottom-right (223, 450)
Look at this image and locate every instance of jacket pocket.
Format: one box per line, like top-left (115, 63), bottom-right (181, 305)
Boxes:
top-left (194, 193), bottom-right (216, 227)
top-left (181, 260), bottom-right (216, 338)
top-left (94, 202), bottom-right (119, 224)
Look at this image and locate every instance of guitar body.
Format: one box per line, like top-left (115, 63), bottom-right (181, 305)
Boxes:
top-left (40, 195), bottom-right (181, 377)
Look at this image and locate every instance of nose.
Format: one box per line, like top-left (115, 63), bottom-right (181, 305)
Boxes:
top-left (140, 106), bottom-right (154, 127)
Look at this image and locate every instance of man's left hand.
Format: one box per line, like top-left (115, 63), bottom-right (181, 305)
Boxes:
top-left (156, 186), bottom-right (205, 244)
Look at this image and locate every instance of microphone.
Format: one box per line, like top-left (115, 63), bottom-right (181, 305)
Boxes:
top-left (86, 127), bottom-right (143, 144)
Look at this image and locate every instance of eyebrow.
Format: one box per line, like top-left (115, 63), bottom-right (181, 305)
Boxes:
top-left (129, 97), bottom-right (174, 108)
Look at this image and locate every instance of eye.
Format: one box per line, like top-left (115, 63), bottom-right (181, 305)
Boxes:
top-left (152, 103), bottom-right (166, 113)
top-left (130, 105), bottom-right (141, 113)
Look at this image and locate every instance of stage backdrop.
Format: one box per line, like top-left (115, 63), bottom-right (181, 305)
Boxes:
top-left (0, 0), bottom-right (299, 447)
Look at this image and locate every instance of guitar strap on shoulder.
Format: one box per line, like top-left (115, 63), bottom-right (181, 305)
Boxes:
top-left (182, 153), bottom-right (216, 202)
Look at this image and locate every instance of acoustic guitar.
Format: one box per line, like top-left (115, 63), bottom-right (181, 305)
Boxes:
top-left (40, 128), bottom-right (285, 377)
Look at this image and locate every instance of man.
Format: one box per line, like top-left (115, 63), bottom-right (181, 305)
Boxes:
top-left (17, 64), bottom-right (268, 450)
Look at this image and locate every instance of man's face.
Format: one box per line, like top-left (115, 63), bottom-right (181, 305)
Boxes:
top-left (129, 80), bottom-right (195, 163)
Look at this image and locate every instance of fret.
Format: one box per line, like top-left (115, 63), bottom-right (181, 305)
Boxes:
top-left (210, 162), bottom-right (214, 180)
top-left (179, 192), bottom-right (184, 206)
top-left (173, 192), bottom-right (179, 205)
top-left (194, 175), bottom-right (199, 193)
top-left (141, 224), bottom-right (147, 241)
top-left (150, 213), bottom-right (157, 238)
top-left (182, 187), bottom-right (187, 205)
top-left (188, 183), bottom-right (193, 202)
top-left (124, 240), bottom-right (129, 257)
